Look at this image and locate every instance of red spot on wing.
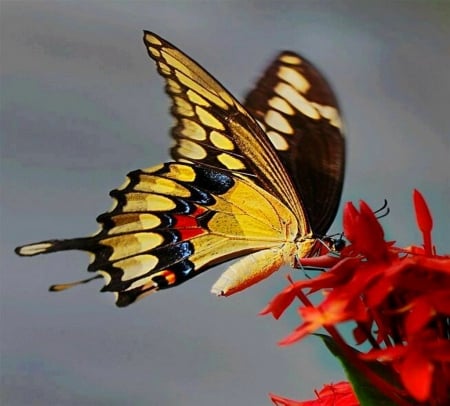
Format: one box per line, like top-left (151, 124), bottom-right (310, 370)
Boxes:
top-left (173, 206), bottom-right (208, 240)
top-left (173, 214), bottom-right (197, 228)
top-left (192, 206), bottom-right (207, 216)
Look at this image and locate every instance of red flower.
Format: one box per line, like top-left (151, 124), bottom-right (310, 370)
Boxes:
top-left (264, 190), bottom-right (450, 405)
top-left (362, 330), bottom-right (450, 402)
top-left (343, 200), bottom-right (389, 262)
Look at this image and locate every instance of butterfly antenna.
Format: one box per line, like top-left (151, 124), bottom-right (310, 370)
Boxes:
top-left (374, 199), bottom-right (390, 219)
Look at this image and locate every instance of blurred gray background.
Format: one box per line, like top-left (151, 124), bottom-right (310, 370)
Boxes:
top-left (1, 1), bottom-right (449, 405)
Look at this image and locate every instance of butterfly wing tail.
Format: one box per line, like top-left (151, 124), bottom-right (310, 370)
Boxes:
top-left (15, 237), bottom-right (92, 257)
top-left (15, 237), bottom-right (107, 294)
top-left (49, 274), bottom-right (103, 292)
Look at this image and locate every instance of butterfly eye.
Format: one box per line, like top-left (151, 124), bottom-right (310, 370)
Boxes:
top-left (330, 237), bottom-right (346, 252)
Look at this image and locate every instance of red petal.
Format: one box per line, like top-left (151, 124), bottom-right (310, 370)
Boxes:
top-left (359, 200), bottom-right (385, 242)
top-left (260, 285), bottom-right (296, 319)
top-left (433, 290), bottom-right (450, 314)
top-left (427, 339), bottom-right (450, 361)
top-left (399, 350), bottom-right (433, 402)
top-left (413, 189), bottom-right (434, 255)
top-left (405, 298), bottom-right (433, 336)
top-left (353, 324), bottom-right (370, 345)
top-left (278, 323), bottom-right (313, 346)
top-left (269, 383), bottom-right (359, 406)
top-left (357, 201), bottom-right (387, 261)
top-left (318, 382), bottom-right (360, 406)
top-left (361, 346), bottom-right (408, 361)
top-left (269, 393), bottom-right (306, 405)
top-left (343, 200), bottom-right (388, 261)
top-left (343, 202), bottom-right (358, 242)
top-left (413, 189), bottom-right (433, 234)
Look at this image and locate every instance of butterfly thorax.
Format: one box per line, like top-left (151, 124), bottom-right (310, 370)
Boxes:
top-left (295, 234), bottom-right (317, 257)
top-left (281, 236), bottom-right (316, 267)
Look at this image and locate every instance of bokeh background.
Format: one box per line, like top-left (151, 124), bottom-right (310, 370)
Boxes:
top-left (1, 1), bottom-right (449, 405)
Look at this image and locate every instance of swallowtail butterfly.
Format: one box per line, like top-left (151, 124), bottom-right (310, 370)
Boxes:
top-left (15, 32), bottom-right (345, 307)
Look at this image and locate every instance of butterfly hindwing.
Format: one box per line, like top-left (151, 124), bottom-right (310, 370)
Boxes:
top-left (16, 162), bottom-right (298, 306)
top-left (244, 51), bottom-right (345, 236)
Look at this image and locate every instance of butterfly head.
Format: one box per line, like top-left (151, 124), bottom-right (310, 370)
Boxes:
top-left (315, 234), bottom-right (346, 256)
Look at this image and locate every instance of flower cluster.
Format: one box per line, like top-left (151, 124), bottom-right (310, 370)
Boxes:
top-left (263, 190), bottom-right (450, 405)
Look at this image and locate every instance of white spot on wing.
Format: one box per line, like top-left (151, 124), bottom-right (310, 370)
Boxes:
top-left (275, 83), bottom-right (320, 120)
top-left (268, 96), bottom-right (295, 115)
top-left (279, 54), bottom-right (302, 65)
top-left (278, 66), bottom-right (310, 93)
top-left (17, 242), bottom-right (53, 256)
top-left (312, 103), bottom-right (343, 129)
top-left (265, 109), bottom-right (294, 134)
top-left (266, 131), bottom-right (289, 151)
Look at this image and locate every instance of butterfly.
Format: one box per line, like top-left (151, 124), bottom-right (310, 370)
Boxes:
top-left (15, 31), bottom-right (345, 307)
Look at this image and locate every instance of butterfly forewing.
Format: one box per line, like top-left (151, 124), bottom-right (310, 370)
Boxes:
top-left (143, 32), bottom-right (308, 227)
top-left (244, 51), bottom-right (345, 236)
